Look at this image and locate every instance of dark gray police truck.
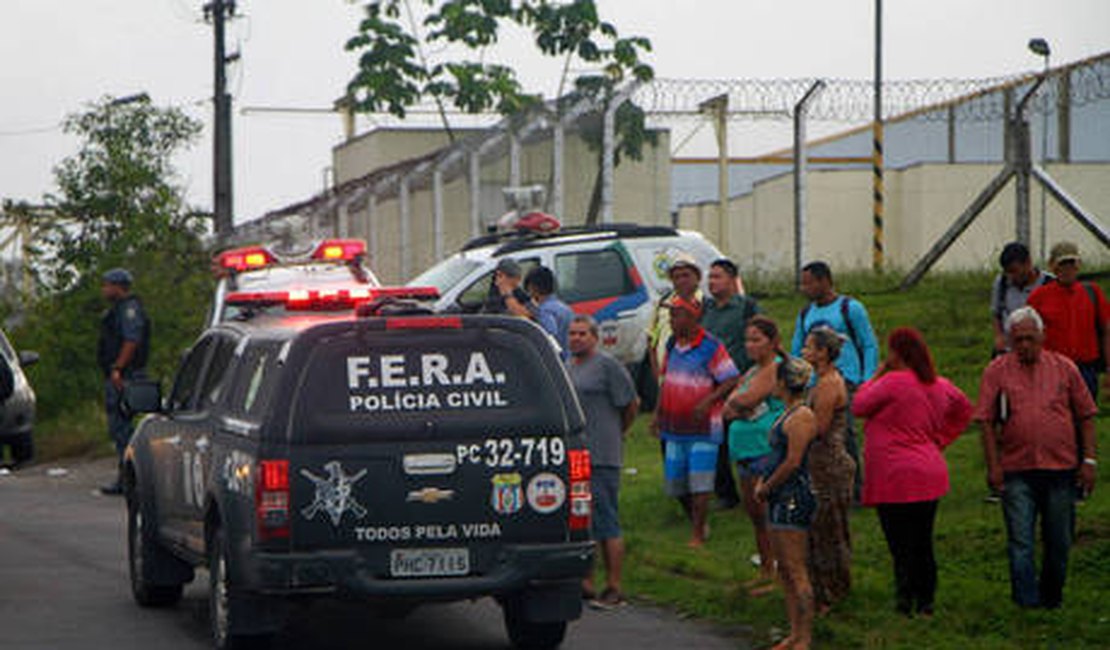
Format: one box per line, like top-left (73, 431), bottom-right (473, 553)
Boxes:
top-left (122, 288), bottom-right (594, 650)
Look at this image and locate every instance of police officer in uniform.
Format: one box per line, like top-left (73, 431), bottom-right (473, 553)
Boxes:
top-left (98, 268), bottom-right (150, 495)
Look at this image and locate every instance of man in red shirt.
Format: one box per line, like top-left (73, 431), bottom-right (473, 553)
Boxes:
top-left (975, 306), bottom-right (1098, 608)
top-left (1026, 241), bottom-right (1110, 401)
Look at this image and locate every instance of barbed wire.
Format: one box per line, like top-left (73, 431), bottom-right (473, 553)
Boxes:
top-left (639, 54), bottom-right (1110, 123)
top-left (348, 55), bottom-right (1109, 128)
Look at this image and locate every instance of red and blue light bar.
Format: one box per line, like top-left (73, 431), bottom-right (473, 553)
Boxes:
top-left (215, 246), bottom-right (277, 273)
top-left (215, 239), bottom-right (369, 275)
top-left (224, 286), bottom-right (439, 311)
top-left (311, 239), bottom-right (366, 262)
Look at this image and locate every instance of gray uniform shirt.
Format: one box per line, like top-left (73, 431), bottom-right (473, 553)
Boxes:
top-left (566, 351), bottom-right (637, 468)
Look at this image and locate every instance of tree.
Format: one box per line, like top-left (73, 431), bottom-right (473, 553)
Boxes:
top-left (345, 0), bottom-right (656, 223)
top-left (15, 95), bottom-right (214, 424)
top-left (39, 94), bottom-right (206, 290)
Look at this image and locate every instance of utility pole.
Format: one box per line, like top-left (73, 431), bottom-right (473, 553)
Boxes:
top-left (872, 0), bottom-right (884, 272)
top-left (205, 0), bottom-right (236, 243)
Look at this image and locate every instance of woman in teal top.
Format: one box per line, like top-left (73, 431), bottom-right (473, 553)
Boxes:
top-left (724, 315), bottom-right (787, 591)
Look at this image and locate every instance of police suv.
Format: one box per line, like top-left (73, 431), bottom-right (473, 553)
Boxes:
top-left (122, 287), bottom-right (593, 650)
top-left (409, 222), bottom-right (729, 392)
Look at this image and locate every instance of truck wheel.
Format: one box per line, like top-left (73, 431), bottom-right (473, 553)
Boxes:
top-left (127, 486), bottom-right (185, 607)
top-left (502, 600), bottom-right (567, 650)
top-left (209, 525), bottom-right (272, 650)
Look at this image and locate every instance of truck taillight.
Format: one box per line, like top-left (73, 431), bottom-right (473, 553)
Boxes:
top-left (256, 459), bottom-right (290, 541)
top-left (567, 449), bottom-right (591, 532)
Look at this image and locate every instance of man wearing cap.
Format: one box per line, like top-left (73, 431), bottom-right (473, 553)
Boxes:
top-left (97, 268), bottom-right (151, 495)
top-left (651, 294), bottom-right (739, 548)
top-left (647, 254), bottom-right (704, 383)
top-left (1027, 242), bottom-right (1110, 401)
top-left (482, 257), bottom-right (534, 318)
top-left (991, 242), bottom-right (1053, 357)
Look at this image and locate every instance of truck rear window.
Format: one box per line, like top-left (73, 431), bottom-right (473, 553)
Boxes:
top-left (291, 326), bottom-right (574, 442)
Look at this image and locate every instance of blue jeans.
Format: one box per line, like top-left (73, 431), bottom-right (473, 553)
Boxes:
top-left (1076, 362), bottom-right (1100, 404)
top-left (1001, 470), bottom-right (1076, 608)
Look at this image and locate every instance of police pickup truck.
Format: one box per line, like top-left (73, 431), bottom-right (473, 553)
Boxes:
top-left (122, 288), bottom-right (593, 650)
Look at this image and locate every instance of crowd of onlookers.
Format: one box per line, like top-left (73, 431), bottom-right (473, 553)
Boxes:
top-left (553, 241), bottom-right (1102, 650)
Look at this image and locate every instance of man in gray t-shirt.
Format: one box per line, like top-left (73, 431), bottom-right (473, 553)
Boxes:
top-left (566, 314), bottom-right (638, 608)
top-left (991, 242), bottom-right (1053, 356)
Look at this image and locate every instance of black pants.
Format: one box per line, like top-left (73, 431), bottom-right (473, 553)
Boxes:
top-left (877, 500), bottom-right (938, 614)
top-left (713, 436), bottom-right (740, 505)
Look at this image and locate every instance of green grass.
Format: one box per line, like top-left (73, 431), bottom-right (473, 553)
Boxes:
top-left (29, 399), bottom-right (113, 463)
top-left (616, 270), bottom-right (1110, 649)
top-left (28, 270), bottom-right (1110, 646)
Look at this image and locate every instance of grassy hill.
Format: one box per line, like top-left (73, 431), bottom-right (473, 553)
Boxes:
top-left (618, 271), bottom-right (1110, 649)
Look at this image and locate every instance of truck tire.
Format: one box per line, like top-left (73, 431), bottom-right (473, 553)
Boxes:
top-left (502, 600), bottom-right (567, 650)
top-left (127, 485), bottom-right (186, 607)
top-left (209, 524), bottom-right (272, 650)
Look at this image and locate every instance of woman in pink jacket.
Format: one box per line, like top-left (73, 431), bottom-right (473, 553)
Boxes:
top-left (852, 327), bottom-right (972, 618)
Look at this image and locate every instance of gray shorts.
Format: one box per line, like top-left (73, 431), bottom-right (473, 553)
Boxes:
top-left (591, 466), bottom-right (621, 540)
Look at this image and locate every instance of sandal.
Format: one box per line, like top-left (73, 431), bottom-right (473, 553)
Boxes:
top-left (590, 588), bottom-right (627, 610)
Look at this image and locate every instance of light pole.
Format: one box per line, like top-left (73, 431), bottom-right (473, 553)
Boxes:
top-left (1028, 37), bottom-right (1050, 262)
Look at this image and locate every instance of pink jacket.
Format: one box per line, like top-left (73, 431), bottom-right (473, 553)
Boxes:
top-left (852, 370), bottom-right (972, 505)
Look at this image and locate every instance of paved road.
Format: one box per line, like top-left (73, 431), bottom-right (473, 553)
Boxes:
top-left (0, 458), bottom-right (748, 650)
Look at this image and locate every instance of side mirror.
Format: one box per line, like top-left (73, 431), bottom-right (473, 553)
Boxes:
top-left (122, 379), bottom-right (163, 415)
top-left (18, 350), bottom-right (40, 368)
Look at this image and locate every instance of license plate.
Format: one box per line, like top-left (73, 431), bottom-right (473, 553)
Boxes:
top-left (390, 547), bottom-right (470, 577)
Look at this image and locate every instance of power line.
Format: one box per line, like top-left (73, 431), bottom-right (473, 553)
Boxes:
top-left (0, 124), bottom-right (62, 137)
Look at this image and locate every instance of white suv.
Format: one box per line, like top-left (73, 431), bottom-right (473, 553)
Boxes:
top-left (409, 224), bottom-right (729, 385)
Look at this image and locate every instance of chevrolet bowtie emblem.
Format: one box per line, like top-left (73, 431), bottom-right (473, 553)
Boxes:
top-left (406, 487), bottom-right (455, 504)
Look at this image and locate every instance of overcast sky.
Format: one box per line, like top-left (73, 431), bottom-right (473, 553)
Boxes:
top-left (2, 0), bottom-right (1107, 225)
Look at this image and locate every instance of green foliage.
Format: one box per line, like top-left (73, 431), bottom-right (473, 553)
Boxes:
top-left (346, 1), bottom-right (657, 224)
top-left (38, 94), bottom-right (205, 291)
top-left (12, 95), bottom-right (213, 429)
top-left (16, 249), bottom-right (213, 423)
top-left (616, 271), bottom-right (1110, 648)
top-left (346, 0), bottom-right (653, 118)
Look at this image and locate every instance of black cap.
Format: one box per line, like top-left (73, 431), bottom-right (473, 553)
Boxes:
top-left (999, 242), bottom-right (1030, 268)
top-left (102, 268), bottom-right (133, 287)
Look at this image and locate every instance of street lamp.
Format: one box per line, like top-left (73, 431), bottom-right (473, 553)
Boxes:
top-left (1028, 38), bottom-right (1050, 262)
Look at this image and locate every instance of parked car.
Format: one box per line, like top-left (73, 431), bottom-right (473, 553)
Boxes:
top-left (0, 328), bottom-right (38, 467)
top-left (122, 289), bottom-right (593, 650)
top-left (408, 223), bottom-right (731, 398)
top-left (207, 238), bottom-right (380, 328)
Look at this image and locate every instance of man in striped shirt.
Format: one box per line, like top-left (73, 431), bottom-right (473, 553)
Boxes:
top-left (651, 294), bottom-right (740, 547)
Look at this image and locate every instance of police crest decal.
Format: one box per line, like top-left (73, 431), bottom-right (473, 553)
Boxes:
top-left (490, 473), bottom-right (523, 515)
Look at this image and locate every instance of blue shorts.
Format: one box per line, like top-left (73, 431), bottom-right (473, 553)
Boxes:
top-left (735, 453), bottom-right (774, 480)
top-left (663, 440), bottom-right (718, 497)
top-left (590, 466), bottom-right (621, 540)
top-left (768, 481), bottom-right (817, 531)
